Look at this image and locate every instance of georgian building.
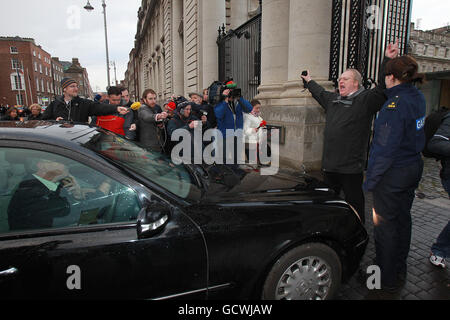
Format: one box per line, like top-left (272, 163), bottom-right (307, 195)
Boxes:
top-left (0, 37), bottom-right (55, 107)
top-left (125, 0), bottom-right (260, 101)
top-left (409, 23), bottom-right (450, 73)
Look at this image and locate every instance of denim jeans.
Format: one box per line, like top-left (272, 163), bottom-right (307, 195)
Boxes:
top-left (431, 221), bottom-right (450, 258)
top-left (441, 177), bottom-right (450, 198)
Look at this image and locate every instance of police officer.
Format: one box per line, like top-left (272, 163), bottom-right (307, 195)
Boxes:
top-left (364, 55), bottom-right (426, 293)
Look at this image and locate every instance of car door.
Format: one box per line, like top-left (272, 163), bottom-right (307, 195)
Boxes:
top-left (0, 145), bottom-right (207, 299)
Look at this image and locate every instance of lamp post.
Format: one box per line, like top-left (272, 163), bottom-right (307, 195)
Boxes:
top-left (84, 0), bottom-right (111, 89)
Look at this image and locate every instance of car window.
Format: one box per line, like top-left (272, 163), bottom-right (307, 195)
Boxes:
top-left (80, 132), bottom-right (202, 200)
top-left (0, 148), bottom-right (141, 234)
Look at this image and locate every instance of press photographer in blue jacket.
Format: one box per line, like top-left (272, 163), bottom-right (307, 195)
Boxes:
top-left (364, 55), bottom-right (426, 292)
top-left (214, 82), bottom-right (253, 164)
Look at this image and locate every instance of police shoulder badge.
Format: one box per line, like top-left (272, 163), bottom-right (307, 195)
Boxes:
top-left (386, 96), bottom-right (399, 110)
top-left (387, 102), bottom-right (396, 109)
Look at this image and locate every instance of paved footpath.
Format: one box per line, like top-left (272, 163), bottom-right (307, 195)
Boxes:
top-left (282, 157), bottom-right (449, 300)
top-left (336, 158), bottom-right (450, 300)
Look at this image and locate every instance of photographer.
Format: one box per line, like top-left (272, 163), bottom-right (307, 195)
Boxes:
top-left (189, 92), bottom-right (217, 129)
top-left (167, 101), bottom-right (207, 138)
top-left (167, 101), bottom-right (207, 159)
top-left (137, 89), bottom-right (168, 151)
top-left (214, 81), bottom-right (253, 164)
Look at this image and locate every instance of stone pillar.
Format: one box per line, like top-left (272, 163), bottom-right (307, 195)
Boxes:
top-left (199, 0), bottom-right (226, 91)
top-left (256, 0), bottom-right (333, 171)
top-left (172, 0), bottom-right (184, 95)
top-left (258, 0), bottom-right (289, 95)
top-left (229, 0), bottom-right (249, 30)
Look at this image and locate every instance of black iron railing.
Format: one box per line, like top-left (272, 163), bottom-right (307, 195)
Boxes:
top-left (217, 13), bottom-right (262, 101)
top-left (329, 0), bottom-right (412, 88)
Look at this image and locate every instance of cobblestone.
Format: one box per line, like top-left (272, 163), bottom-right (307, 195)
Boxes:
top-left (282, 156), bottom-right (450, 300)
top-left (335, 157), bottom-right (450, 300)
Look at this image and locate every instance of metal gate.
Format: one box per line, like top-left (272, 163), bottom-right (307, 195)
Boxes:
top-left (217, 13), bottom-right (262, 101)
top-left (329, 0), bottom-right (413, 88)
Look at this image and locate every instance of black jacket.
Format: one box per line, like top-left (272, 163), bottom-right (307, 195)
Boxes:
top-left (428, 113), bottom-right (450, 179)
top-left (28, 114), bottom-right (43, 120)
top-left (8, 175), bottom-right (70, 231)
top-left (167, 113), bottom-right (200, 137)
top-left (42, 96), bottom-right (118, 123)
top-left (307, 59), bottom-right (389, 174)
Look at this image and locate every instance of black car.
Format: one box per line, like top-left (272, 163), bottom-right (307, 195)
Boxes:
top-left (0, 121), bottom-right (368, 300)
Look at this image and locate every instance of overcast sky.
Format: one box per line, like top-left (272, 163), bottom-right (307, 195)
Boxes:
top-left (0, 0), bottom-right (448, 93)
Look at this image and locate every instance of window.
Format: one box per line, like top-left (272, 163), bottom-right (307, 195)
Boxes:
top-left (41, 79), bottom-right (44, 92)
top-left (11, 59), bottom-right (22, 70)
top-left (47, 81), bottom-right (50, 93)
top-left (16, 94), bottom-right (24, 105)
top-left (10, 46), bottom-right (18, 54)
top-left (39, 64), bottom-right (42, 73)
top-left (45, 67), bottom-right (48, 76)
top-left (10, 73), bottom-right (24, 90)
top-left (0, 148), bottom-right (141, 234)
top-left (36, 78), bottom-right (40, 92)
top-left (34, 61), bottom-right (38, 72)
top-left (33, 50), bottom-right (36, 57)
top-left (38, 52), bottom-right (41, 59)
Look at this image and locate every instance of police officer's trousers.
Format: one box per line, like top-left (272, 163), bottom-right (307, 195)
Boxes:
top-left (372, 159), bottom-right (423, 288)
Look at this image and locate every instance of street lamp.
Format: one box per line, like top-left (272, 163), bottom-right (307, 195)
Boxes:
top-left (84, 0), bottom-right (111, 89)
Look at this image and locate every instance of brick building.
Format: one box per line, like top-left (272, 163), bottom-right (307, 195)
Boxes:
top-left (62, 58), bottom-right (94, 99)
top-left (51, 57), bottom-right (65, 98)
top-left (0, 36), bottom-right (55, 107)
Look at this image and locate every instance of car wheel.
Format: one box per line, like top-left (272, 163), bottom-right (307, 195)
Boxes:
top-left (262, 243), bottom-right (342, 300)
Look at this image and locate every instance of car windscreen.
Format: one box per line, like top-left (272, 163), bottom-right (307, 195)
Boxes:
top-left (79, 131), bottom-right (201, 200)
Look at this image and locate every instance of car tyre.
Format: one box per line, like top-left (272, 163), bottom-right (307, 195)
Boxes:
top-left (262, 243), bottom-right (342, 300)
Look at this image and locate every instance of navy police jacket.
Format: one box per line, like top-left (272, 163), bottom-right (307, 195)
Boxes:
top-left (364, 83), bottom-right (426, 191)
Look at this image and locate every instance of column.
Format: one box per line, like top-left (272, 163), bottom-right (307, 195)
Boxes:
top-left (199, 0), bottom-right (226, 91)
top-left (172, 0), bottom-right (184, 95)
top-left (257, 0), bottom-right (290, 98)
top-left (256, 0), bottom-right (332, 170)
top-left (229, 0), bottom-right (248, 30)
top-left (283, 0), bottom-right (332, 96)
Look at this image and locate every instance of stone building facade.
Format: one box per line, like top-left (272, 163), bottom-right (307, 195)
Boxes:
top-left (126, 0), bottom-right (260, 101)
top-left (409, 23), bottom-right (450, 73)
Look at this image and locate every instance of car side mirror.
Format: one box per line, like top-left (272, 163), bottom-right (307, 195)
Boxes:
top-left (137, 201), bottom-right (170, 239)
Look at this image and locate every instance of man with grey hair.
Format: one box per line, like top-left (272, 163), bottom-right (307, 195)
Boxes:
top-left (300, 40), bottom-right (400, 224)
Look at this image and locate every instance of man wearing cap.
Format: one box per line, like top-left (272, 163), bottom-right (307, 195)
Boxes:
top-left (42, 78), bottom-right (128, 123)
top-left (189, 92), bottom-right (216, 129)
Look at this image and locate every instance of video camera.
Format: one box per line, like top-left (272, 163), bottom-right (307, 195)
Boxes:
top-left (207, 79), bottom-right (242, 105)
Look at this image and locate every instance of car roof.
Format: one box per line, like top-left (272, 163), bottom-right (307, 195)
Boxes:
top-left (0, 121), bottom-right (100, 149)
